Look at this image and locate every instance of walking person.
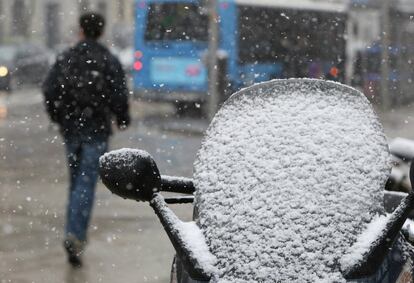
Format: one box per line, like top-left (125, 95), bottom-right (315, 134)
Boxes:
top-left (42, 12), bottom-right (130, 267)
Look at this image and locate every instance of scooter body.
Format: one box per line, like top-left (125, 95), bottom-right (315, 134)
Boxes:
top-left (100, 79), bottom-right (414, 283)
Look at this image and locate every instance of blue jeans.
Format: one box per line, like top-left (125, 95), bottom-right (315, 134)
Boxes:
top-left (64, 136), bottom-right (108, 241)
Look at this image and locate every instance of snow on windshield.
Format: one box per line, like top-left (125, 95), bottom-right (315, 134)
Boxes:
top-left (193, 79), bottom-right (391, 282)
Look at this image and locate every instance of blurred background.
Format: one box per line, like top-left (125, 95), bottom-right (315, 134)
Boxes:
top-left (1, 0), bottom-right (414, 282)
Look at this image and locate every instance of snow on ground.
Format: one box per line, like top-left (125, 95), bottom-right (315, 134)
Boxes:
top-left (193, 79), bottom-right (391, 282)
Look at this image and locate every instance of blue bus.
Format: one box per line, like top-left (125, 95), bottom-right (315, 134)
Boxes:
top-left (133, 0), bottom-right (348, 106)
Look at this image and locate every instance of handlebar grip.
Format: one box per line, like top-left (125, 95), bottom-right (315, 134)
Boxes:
top-left (161, 175), bottom-right (195, 194)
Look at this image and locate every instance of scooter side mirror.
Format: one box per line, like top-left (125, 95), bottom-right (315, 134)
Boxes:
top-left (99, 148), bottom-right (212, 281)
top-left (99, 149), bottom-right (161, 202)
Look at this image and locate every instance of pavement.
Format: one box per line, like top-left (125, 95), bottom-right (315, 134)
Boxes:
top-left (0, 87), bottom-right (414, 283)
top-left (0, 88), bottom-right (203, 283)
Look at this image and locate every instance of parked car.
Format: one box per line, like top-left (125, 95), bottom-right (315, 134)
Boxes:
top-left (13, 43), bottom-right (50, 86)
top-left (0, 45), bottom-right (17, 92)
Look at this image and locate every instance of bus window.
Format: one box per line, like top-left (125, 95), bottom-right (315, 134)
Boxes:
top-left (144, 3), bottom-right (208, 42)
top-left (364, 48), bottom-right (398, 73)
top-left (366, 52), bottom-right (381, 73)
top-left (238, 6), bottom-right (346, 79)
top-left (238, 6), bottom-right (290, 64)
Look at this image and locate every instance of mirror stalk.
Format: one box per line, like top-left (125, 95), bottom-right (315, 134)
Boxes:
top-left (150, 194), bottom-right (211, 281)
top-left (344, 191), bottom-right (414, 279)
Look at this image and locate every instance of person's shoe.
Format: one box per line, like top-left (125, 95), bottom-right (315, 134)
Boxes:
top-left (63, 236), bottom-right (84, 268)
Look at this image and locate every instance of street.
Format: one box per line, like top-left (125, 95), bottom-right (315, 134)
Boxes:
top-left (0, 88), bottom-right (206, 283)
top-left (1, 87), bottom-right (414, 283)
top-left (0, 0), bottom-right (413, 280)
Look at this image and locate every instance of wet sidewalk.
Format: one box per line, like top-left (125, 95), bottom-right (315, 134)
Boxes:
top-left (1, 88), bottom-right (414, 283)
top-left (0, 89), bottom-right (199, 283)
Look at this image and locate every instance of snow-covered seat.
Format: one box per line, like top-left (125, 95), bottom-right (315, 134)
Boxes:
top-left (193, 79), bottom-right (391, 282)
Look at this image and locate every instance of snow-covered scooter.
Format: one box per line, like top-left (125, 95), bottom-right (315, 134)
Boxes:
top-left (100, 79), bottom-right (414, 282)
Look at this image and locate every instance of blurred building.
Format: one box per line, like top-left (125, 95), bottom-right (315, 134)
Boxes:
top-left (0, 0), bottom-right (135, 49)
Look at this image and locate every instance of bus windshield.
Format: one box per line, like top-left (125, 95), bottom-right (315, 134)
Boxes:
top-left (145, 3), bottom-right (208, 42)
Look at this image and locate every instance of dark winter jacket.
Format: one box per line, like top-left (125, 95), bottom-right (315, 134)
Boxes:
top-left (42, 39), bottom-right (130, 139)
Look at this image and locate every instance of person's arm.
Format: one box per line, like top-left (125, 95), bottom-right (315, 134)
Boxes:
top-left (42, 56), bottom-right (64, 123)
top-left (107, 56), bottom-right (130, 129)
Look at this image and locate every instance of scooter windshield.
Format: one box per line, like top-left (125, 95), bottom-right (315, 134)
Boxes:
top-left (193, 79), bottom-right (391, 282)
